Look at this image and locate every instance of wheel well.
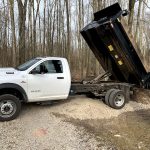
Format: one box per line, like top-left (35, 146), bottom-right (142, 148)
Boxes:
top-left (0, 88), bottom-right (24, 101)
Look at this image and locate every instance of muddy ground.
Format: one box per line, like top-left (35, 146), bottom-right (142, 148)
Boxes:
top-left (0, 92), bottom-right (150, 150)
top-left (53, 109), bottom-right (150, 150)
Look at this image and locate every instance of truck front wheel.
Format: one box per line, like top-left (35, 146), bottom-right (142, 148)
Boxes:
top-left (0, 94), bottom-right (21, 121)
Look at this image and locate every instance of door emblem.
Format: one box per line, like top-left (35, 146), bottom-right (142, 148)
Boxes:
top-left (31, 90), bottom-right (40, 93)
top-left (21, 81), bottom-right (26, 83)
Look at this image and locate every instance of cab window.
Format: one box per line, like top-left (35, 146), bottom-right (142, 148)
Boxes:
top-left (32, 60), bottom-right (63, 74)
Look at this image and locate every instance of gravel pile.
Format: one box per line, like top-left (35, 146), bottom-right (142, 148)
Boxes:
top-left (49, 95), bottom-right (150, 120)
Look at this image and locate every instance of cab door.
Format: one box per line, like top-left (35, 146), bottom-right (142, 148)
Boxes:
top-left (27, 59), bottom-right (68, 102)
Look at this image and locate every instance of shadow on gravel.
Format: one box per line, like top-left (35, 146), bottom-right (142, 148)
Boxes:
top-left (21, 95), bottom-right (92, 113)
top-left (52, 109), bottom-right (150, 150)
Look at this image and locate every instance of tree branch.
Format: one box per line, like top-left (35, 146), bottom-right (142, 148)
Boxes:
top-left (142, 0), bottom-right (150, 9)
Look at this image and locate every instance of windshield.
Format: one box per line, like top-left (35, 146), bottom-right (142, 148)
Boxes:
top-left (17, 58), bottom-right (41, 71)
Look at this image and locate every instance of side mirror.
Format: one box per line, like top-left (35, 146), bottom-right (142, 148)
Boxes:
top-left (30, 69), bottom-right (40, 74)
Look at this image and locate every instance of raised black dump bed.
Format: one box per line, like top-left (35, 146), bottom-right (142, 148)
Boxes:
top-left (81, 3), bottom-right (150, 89)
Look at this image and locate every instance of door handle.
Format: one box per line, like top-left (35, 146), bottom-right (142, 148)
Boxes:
top-left (57, 77), bottom-right (64, 79)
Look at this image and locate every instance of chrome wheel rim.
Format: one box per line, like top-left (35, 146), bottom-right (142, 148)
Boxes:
top-left (114, 94), bottom-right (125, 107)
top-left (0, 100), bottom-right (16, 118)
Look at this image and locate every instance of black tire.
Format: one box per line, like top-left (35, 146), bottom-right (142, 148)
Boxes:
top-left (0, 94), bottom-right (21, 121)
top-left (109, 90), bottom-right (126, 109)
top-left (105, 89), bottom-right (116, 106)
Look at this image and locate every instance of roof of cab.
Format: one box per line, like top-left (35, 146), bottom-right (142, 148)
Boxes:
top-left (35, 57), bottom-right (67, 62)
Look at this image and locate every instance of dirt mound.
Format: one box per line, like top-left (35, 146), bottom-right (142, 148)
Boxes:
top-left (132, 88), bottom-right (150, 104)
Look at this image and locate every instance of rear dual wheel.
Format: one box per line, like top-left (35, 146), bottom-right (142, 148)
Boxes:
top-left (105, 89), bottom-right (126, 109)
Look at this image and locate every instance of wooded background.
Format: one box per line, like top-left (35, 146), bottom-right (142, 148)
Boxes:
top-left (0, 0), bottom-right (149, 80)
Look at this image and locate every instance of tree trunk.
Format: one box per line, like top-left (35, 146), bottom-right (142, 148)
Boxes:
top-left (64, 0), bottom-right (71, 61)
top-left (17, 0), bottom-right (28, 64)
top-left (128, 0), bottom-right (136, 33)
top-left (9, 0), bottom-right (16, 66)
top-left (135, 0), bottom-right (142, 42)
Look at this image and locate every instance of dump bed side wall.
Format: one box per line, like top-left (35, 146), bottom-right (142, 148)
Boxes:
top-left (113, 20), bottom-right (147, 79)
top-left (121, 19), bottom-right (146, 70)
top-left (81, 25), bottom-right (126, 82)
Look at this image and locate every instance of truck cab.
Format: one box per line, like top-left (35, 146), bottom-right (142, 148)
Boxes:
top-left (0, 57), bottom-right (71, 121)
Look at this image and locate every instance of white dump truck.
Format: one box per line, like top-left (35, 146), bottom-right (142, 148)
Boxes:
top-left (0, 57), bottom-right (131, 121)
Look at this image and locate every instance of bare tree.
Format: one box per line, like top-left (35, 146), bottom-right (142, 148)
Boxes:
top-left (9, 0), bottom-right (16, 65)
top-left (135, 0), bottom-right (142, 41)
top-left (64, 0), bottom-right (71, 61)
top-left (17, 0), bottom-right (28, 64)
top-left (128, 0), bottom-right (136, 33)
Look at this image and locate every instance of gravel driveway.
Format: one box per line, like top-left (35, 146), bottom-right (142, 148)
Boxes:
top-left (0, 95), bottom-right (150, 150)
